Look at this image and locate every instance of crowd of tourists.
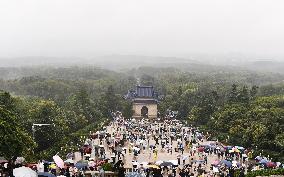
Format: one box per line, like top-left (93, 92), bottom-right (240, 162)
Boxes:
top-left (0, 112), bottom-right (283, 177)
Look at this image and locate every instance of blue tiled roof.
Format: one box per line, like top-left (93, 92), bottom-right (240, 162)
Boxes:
top-left (125, 85), bottom-right (158, 99)
top-left (136, 86), bottom-right (154, 98)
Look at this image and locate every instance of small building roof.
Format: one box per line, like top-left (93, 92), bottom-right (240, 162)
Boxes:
top-left (136, 86), bottom-right (154, 98)
top-left (133, 99), bottom-right (157, 104)
top-left (125, 85), bottom-right (158, 101)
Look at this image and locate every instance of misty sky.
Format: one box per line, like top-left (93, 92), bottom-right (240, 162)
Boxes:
top-left (0, 0), bottom-right (284, 59)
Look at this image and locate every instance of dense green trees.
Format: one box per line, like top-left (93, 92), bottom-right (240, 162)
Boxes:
top-left (0, 85), bottom-right (131, 160)
top-left (186, 85), bottom-right (284, 161)
top-left (0, 92), bottom-right (35, 158)
top-left (1, 65), bottom-right (284, 161)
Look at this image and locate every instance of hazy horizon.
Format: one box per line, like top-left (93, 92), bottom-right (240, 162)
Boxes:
top-left (1, 0), bottom-right (284, 61)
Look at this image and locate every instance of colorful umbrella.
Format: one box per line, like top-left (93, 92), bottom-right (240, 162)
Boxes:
top-left (0, 157), bottom-right (8, 164)
top-left (53, 155), bottom-right (64, 169)
top-left (75, 162), bottom-right (88, 169)
top-left (198, 146), bottom-right (204, 152)
top-left (211, 160), bottom-right (219, 166)
top-left (147, 165), bottom-right (160, 169)
top-left (266, 162), bottom-right (276, 168)
top-left (220, 160), bottom-right (232, 167)
top-left (229, 148), bottom-right (240, 153)
top-left (49, 163), bottom-right (57, 169)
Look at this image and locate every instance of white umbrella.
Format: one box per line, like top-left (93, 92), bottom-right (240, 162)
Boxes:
top-left (155, 160), bottom-right (163, 165)
top-left (182, 155), bottom-right (189, 161)
top-left (213, 166), bottom-right (219, 173)
top-left (168, 160), bottom-right (178, 166)
top-left (13, 166), bottom-right (37, 177)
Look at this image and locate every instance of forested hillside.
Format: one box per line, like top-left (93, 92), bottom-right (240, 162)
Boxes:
top-left (1, 65), bottom-right (284, 161)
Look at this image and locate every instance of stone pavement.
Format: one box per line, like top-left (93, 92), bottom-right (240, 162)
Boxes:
top-left (91, 121), bottom-right (222, 170)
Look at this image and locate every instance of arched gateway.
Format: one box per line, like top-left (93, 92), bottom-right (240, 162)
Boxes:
top-left (126, 85), bottom-right (158, 119)
top-left (141, 106), bottom-right (148, 117)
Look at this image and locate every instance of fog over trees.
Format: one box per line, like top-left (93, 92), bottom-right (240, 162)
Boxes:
top-left (1, 0), bottom-right (284, 171)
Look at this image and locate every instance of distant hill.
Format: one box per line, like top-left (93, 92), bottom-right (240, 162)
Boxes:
top-left (244, 60), bottom-right (284, 74)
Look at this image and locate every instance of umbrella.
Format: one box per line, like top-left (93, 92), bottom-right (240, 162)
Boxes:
top-left (266, 162), bottom-right (276, 168)
top-left (64, 159), bottom-right (74, 164)
top-left (229, 148), bottom-right (240, 153)
top-left (77, 159), bottom-right (88, 163)
top-left (53, 155), bottom-right (64, 169)
top-left (213, 166), bottom-right (219, 173)
top-left (198, 147), bottom-right (204, 152)
top-left (38, 172), bottom-right (56, 177)
top-left (255, 156), bottom-right (262, 161)
top-left (211, 160), bottom-right (219, 166)
top-left (155, 160), bottom-right (163, 165)
top-left (235, 146), bottom-right (245, 150)
top-left (259, 159), bottom-right (269, 164)
top-left (197, 135), bottom-right (202, 139)
top-left (49, 163), bottom-right (57, 169)
top-left (13, 166), bottom-right (37, 177)
top-left (147, 165), bottom-right (160, 169)
top-left (126, 172), bottom-right (143, 177)
top-left (160, 161), bottom-right (174, 166)
top-left (0, 157), bottom-right (8, 164)
top-left (182, 155), bottom-right (189, 161)
top-left (168, 160), bottom-right (178, 166)
top-left (220, 160), bottom-right (232, 167)
top-left (233, 148), bottom-right (240, 153)
top-left (75, 162), bottom-right (88, 169)
top-left (193, 160), bottom-right (205, 164)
